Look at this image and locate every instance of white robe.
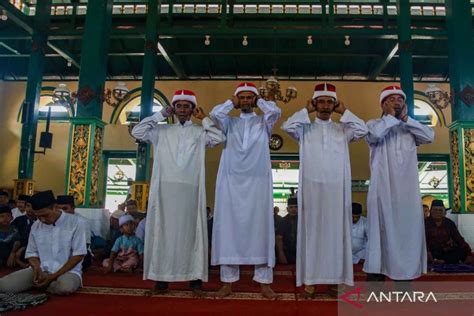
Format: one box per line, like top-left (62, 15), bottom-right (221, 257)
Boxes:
top-left (282, 108), bottom-right (368, 286)
top-left (132, 112), bottom-right (225, 282)
top-left (210, 99), bottom-right (281, 266)
top-left (363, 115), bottom-right (434, 280)
top-left (352, 216), bottom-right (368, 264)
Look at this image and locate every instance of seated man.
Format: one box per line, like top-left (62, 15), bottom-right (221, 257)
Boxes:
top-left (0, 206), bottom-right (21, 268)
top-left (425, 200), bottom-right (471, 264)
top-left (109, 209), bottom-right (125, 246)
top-left (11, 197), bottom-right (36, 268)
top-left (276, 197), bottom-right (298, 264)
top-left (0, 191), bottom-right (9, 206)
top-left (0, 190), bottom-right (87, 295)
top-left (125, 200), bottom-right (144, 224)
top-left (56, 195), bottom-right (92, 270)
top-left (351, 203), bottom-right (368, 264)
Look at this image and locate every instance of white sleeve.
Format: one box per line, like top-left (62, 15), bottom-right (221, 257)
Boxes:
top-left (403, 117), bottom-right (435, 145)
top-left (365, 115), bottom-right (400, 145)
top-left (340, 110), bottom-right (369, 142)
top-left (25, 226), bottom-right (39, 259)
top-left (131, 112), bottom-right (167, 144)
top-left (281, 108), bottom-right (311, 142)
top-left (71, 220), bottom-right (88, 257)
top-left (209, 100), bottom-right (234, 134)
top-left (202, 117), bottom-right (226, 148)
top-left (256, 98), bottom-right (281, 136)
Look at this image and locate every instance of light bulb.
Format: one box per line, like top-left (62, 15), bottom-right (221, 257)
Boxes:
top-left (204, 35), bottom-right (210, 46)
top-left (242, 36), bottom-right (248, 47)
top-left (67, 60), bottom-right (72, 67)
top-left (344, 35), bottom-right (350, 46)
top-left (307, 35), bottom-right (313, 45)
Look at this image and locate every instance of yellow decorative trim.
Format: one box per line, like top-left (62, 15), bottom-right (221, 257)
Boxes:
top-left (131, 182), bottom-right (149, 212)
top-left (67, 124), bottom-right (91, 206)
top-left (464, 128), bottom-right (474, 212)
top-left (451, 130), bottom-right (461, 212)
top-left (12, 179), bottom-right (34, 199)
top-left (90, 126), bottom-right (103, 206)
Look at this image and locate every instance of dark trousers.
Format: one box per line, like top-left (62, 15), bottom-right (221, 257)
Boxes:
top-left (433, 247), bottom-right (469, 264)
top-left (156, 279), bottom-right (203, 290)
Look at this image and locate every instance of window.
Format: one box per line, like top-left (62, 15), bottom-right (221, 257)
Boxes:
top-left (414, 99), bottom-right (439, 126)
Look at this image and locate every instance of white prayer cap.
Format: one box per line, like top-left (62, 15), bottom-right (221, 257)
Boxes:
top-left (118, 214), bottom-right (134, 227)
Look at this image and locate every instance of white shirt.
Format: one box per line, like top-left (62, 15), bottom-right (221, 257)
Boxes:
top-left (11, 207), bottom-right (25, 220)
top-left (25, 211), bottom-right (87, 280)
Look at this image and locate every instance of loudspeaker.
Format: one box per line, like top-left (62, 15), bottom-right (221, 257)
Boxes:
top-left (39, 132), bottom-right (53, 149)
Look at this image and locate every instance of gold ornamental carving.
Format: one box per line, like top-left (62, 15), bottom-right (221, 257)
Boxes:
top-left (89, 126), bottom-right (103, 206)
top-left (450, 130), bottom-right (461, 212)
top-left (67, 124), bottom-right (91, 206)
top-left (463, 129), bottom-right (474, 212)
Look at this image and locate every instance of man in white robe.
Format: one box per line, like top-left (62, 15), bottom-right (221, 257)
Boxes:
top-left (351, 203), bottom-right (368, 264)
top-left (281, 83), bottom-right (367, 297)
top-left (210, 82), bottom-right (281, 299)
top-left (363, 86), bottom-right (434, 282)
top-left (132, 89), bottom-right (225, 296)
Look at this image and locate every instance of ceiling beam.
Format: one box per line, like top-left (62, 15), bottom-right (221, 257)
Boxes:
top-left (0, 0), bottom-right (80, 68)
top-left (368, 43), bottom-right (398, 80)
top-left (0, 41), bottom-right (20, 55)
top-left (46, 41), bottom-right (80, 69)
top-left (0, 0), bottom-right (33, 33)
top-left (157, 41), bottom-right (186, 79)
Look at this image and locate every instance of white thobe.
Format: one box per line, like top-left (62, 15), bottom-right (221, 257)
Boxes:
top-left (282, 108), bottom-right (367, 286)
top-left (11, 208), bottom-right (24, 220)
top-left (363, 115), bottom-right (434, 280)
top-left (25, 211), bottom-right (87, 280)
top-left (352, 216), bottom-right (368, 264)
top-left (210, 99), bottom-right (281, 267)
top-left (132, 112), bottom-right (225, 282)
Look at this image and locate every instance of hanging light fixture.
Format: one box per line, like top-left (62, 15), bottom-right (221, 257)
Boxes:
top-left (103, 81), bottom-right (130, 107)
top-left (204, 35), bottom-right (211, 46)
top-left (425, 84), bottom-right (451, 110)
top-left (258, 68), bottom-right (298, 104)
top-left (307, 35), bottom-right (313, 45)
top-left (344, 35), bottom-right (351, 46)
top-left (52, 83), bottom-right (73, 108)
top-left (242, 35), bottom-right (248, 46)
top-left (0, 10), bottom-right (7, 21)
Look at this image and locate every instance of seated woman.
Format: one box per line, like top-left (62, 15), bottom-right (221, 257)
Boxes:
top-left (425, 200), bottom-right (471, 264)
top-left (103, 215), bottom-right (144, 273)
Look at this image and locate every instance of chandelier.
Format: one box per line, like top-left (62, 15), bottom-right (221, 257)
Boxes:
top-left (425, 84), bottom-right (451, 110)
top-left (258, 68), bottom-right (297, 104)
top-left (52, 82), bottom-right (131, 108)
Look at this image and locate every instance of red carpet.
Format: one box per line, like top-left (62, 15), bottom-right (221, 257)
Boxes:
top-left (2, 264), bottom-right (473, 316)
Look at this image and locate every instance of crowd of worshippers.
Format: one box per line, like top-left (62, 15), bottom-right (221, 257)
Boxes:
top-left (0, 82), bottom-right (472, 300)
top-left (273, 198), bottom-right (472, 267)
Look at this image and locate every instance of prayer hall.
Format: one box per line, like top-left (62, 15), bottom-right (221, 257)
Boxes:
top-left (0, 1), bottom-right (472, 315)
